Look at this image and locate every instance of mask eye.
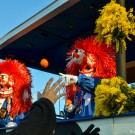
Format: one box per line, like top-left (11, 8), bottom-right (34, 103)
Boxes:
top-left (0, 75), bottom-right (4, 79)
top-left (0, 74), bottom-right (8, 80)
top-left (75, 49), bottom-right (78, 53)
top-left (0, 75), bottom-right (6, 79)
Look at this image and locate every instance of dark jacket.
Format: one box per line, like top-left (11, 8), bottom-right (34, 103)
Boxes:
top-left (0, 98), bottom-right (56, 135)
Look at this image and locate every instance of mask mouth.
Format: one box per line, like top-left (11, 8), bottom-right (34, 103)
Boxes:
top-left (79, 53), bottom-right (97, 76)
top-left (79, 65), bottom-right (96, 77)
top-left (0, 74), bottom-right (13, 98)
top-left (0, 88), bottom-right (13, 98)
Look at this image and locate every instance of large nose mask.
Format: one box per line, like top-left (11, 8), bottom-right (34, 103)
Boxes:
top-left (72, 49), bottom-right (85, 64)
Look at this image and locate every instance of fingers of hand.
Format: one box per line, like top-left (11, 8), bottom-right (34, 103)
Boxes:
top-left (59, 73), bottom-right (66, 78)
top-left (64, 76), bottom-right (69, 86)
top-left (59, 73), bottom-right (64, 76)
top-left (90, 127), bottom-right (100, 134)
top-left (83, 124), bottom-right (100, 135)
top-left (65, 76), bottom-right (76, 86)
top-left (59, 73), bottom-right (70, 80)
top-left (54, 82), bottom-right (65, 94)
top-left (62, 75), bottom-right (71, 86)
top-left (37, 92), bottom-right (42, 99)
top-left (56, 92), bottom-right (66, 99)
top-left (59, 73), bottom-right (76, 86)
top-left (44, 78), bottom-right (54, 93)
top-left (51, 78), bottom-right (63, 91)
top-left (83, 124), bottom-right (94, 134)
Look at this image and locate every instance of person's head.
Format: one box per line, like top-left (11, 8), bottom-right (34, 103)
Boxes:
top-left (66, 36), bottom-right (116, 78)
top-left (0, 59), bottom-right (32, 118)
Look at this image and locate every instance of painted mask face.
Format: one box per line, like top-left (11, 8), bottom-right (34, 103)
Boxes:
top-left (0, 73), bottom-right (14, 98)
top-left (72, 49), bottom-right (96, 77)
top-left (72, 49), bottom-right (85, 65)
top-left (79, 54), bottom-right (97, 77)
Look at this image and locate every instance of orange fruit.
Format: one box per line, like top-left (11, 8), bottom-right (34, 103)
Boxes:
top-left (40, 59), bottom-right (49, 68)
top-left (66, 99), bottom-right (72, 105)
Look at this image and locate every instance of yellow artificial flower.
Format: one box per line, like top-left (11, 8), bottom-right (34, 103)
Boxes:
top-left (94, 0), bottom-right (135, 52)
top-left (94, 76), bottom-right (135, 117)
top-left (115, 93), bottom-right (127, 102)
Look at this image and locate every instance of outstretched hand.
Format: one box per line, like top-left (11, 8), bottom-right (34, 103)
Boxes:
top-left (59, 73), bottom-right (78, 86)
top-left (82, 124), bottom-right (100, 135)
top-left (41, 78), bottom-right (66, 104)
top-left (71, 124), bottom-right (100, 135)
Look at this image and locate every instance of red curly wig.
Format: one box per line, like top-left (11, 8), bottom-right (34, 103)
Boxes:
top-left (66, 36), bottom-right (116, 101)
top-left (0, 59), bottom-right (32, 118)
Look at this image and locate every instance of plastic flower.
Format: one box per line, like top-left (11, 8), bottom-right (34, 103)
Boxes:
top-left (94, 0), bottom-right (135, 52)
top-left (94, 76), bottom-right (135, 117)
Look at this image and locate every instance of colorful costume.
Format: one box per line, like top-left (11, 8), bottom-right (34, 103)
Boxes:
top-left (60, 36), bottom-right (116, 118)
top-left (0, 59), bottom-right (32, 127)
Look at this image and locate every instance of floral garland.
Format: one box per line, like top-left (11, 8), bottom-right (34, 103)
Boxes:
top-left (94, 0), bottom-right (135, 52)
top-left (94, 76), bottom-right (135, 117)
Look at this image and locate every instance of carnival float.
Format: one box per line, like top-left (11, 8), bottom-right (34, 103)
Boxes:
top-left (56, 1), bottom-right (135, 135)
top-left (0, 0), bottom-right (135, 135)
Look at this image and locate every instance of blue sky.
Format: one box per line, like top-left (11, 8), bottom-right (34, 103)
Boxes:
top-left (0, 0), bottom-right (55, 37)
top-left (0, 0), bottom-right (65, 114)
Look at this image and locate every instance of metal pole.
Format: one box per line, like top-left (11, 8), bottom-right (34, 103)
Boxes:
top-left (116, 0), bottom-right (127, 80)
top-left (117, 0), bottom-right (125, 6)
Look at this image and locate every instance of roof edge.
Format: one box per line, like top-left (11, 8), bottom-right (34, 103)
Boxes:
top-left (0, 0), bottom-right (80, 49)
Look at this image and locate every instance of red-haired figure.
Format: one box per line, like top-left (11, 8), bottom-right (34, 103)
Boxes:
top-left (60, 36), bottom-right (116, 118)
top-left (0, 59), bottom-right (32, 128)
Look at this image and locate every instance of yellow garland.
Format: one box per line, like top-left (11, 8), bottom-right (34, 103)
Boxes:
top-left (94, 0), bottom-right (135, 52)
top-left (94, 76), bottom-right (135, 117)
